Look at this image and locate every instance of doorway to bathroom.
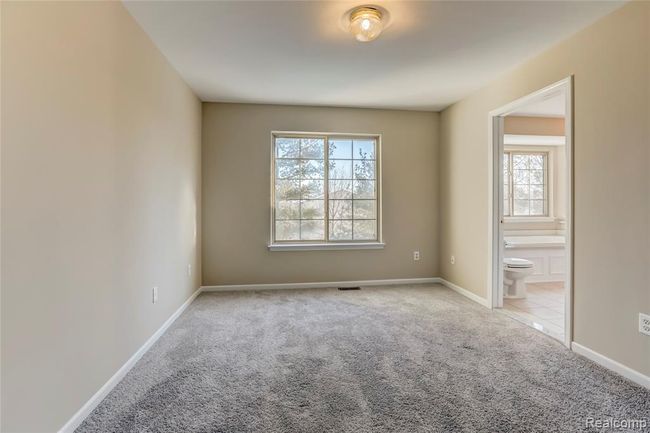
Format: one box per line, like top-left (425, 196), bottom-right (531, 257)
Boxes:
top-left (488, 78), bottom-right (573, 347)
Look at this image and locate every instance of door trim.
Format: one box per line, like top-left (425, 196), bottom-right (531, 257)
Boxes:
top-left (486, 77), bottom-right (574, 348)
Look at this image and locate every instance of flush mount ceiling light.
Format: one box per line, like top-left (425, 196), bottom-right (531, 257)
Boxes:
top-left (347, 5), bottom-right (386, 42)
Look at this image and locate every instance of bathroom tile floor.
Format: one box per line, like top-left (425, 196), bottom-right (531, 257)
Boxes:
top-left (502, 281), bottom-right (564, 342)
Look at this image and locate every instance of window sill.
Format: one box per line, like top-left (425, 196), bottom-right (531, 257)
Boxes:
top-left (268, 242), bottom-right (385, 251)
top-left (503, 217), bottom-right (557, 223)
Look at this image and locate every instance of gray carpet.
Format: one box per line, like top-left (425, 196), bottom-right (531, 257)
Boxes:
top-left (77, 284), bottom-right (649, 433)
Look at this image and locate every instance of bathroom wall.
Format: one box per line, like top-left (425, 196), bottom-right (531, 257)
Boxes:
top-left (503, 116), bottom-right (566, 235)
top-left (439, 1), bottom-right (650, 376)
top-left (504, 116), bottom-right (564, 136)
top-left (1, 2), bottom-right (202, 431)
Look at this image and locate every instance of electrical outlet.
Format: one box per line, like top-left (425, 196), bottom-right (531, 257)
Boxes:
top-left (152, 287), bottom-right (158, 304)
top-left (413, 251), bottom-right (420, 261)
top-left (640, 313), bottom-right (650, 336)
top-left (187, 264), bottom-right (192, 277)
top-left (450, 255), bottom-right (455, 265)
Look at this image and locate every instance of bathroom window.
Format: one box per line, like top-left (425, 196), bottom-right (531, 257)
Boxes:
top-left (271, 133), bottom-right (381, 248)
top-left (503, 151), bottom-right (548, 217)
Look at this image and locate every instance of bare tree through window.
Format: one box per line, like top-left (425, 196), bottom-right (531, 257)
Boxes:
top-left (273, 134), bottom-right (379, 243)
top-left (503, 151), bottom-right (548, 217)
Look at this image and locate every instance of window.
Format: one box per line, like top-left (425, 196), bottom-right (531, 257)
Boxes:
top-left (271, 133), bottom-right (381, 247)
top-left (503, 151), bottom-right (548, 217)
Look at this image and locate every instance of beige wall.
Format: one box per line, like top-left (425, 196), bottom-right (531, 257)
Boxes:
top-left (440, 2), bottom-right (650, 375)
top-left (202, 103), bottom-right (438, 285)
top-left (504, 116), bottom-right (565, 136)
top-left (1, 2), bottom-right (202, 432)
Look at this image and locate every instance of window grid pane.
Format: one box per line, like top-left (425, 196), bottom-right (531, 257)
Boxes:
top-left (274, 135), bottom-right (378, 243)
top-left (274, 137), bottom-right (326, 241)
top-left (328, 139), bottom-right (377, 241)
top-left (506, 152), bottom-right (547, 217)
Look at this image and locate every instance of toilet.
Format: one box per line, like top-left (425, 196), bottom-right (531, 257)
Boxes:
top-left (503, 258), bottom-right (534, 298)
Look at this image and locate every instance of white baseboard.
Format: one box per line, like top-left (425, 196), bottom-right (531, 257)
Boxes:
top-left (58, 287), bottom-right (203, 433)
top-left (201, 277), bottom-right (441, 292)
top-left (438, 278), bottom-right (491, 308)
top-left (202, 278), bottom-right (493, 312)
top-left (571, 342), bottom-right (650, 389)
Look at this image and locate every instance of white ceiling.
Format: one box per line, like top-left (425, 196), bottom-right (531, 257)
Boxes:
top-left (510, 92), bottom-right (566, 118)
top-left (124, 1), bottom-right (623, 111)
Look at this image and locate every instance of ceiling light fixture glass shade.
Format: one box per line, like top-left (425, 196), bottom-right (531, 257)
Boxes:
top-left (349, 6), bottom-right (384, 42)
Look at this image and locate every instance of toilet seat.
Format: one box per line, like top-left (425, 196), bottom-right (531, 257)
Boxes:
top-left (503, 258), bottom-right (534, 299)
top-left (504, 258), bottom-right (533, 269)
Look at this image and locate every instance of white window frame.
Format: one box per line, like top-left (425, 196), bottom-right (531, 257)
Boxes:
top-left (269, 131), bottom-right (384, 251)
top-left (503, 150), bottom-right (550, 218)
